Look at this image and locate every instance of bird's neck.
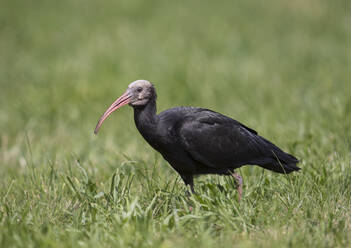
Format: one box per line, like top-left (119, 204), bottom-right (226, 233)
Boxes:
top-left (133, 99), bottom-right (158, 136)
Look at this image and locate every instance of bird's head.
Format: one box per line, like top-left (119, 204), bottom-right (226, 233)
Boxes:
top-left (127, 80), bottom-right (157, 107)
top-left (94, 80), bottom-right (156, 134)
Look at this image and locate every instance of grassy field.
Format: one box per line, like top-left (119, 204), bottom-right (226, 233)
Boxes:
top-left (1, 0), bottom-right (351, 247)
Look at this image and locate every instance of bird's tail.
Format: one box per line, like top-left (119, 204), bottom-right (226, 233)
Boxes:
top-left (256, 137), bottom-right (300, 174)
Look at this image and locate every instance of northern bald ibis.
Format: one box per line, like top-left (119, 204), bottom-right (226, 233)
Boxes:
top-left (94, 80), bottom-right (300, 200)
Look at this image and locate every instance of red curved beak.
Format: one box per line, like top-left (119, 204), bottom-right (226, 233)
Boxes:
top-left (94, 91), bottom-right (132, 134)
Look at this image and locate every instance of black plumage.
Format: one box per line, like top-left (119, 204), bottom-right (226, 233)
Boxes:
top-left (95, 80), bottom-right (300, 198)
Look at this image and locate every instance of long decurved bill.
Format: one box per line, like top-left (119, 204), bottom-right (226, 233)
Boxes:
top-left (94, 91), bottom-right (131, 134)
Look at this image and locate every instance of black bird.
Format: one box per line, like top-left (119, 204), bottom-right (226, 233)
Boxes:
top-left (95, 80), bottom-right (300, 200)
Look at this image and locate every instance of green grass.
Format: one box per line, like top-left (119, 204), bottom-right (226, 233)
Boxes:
top-left (1, 0), bottom-right (351, 247)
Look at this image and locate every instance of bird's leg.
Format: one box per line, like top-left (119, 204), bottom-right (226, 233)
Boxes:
top-left (180, 174), bottom-right (195, 195)
top-left (231, 172), bottom-right (243, 202)
top-left (180, 174), bottom-right (195, 212)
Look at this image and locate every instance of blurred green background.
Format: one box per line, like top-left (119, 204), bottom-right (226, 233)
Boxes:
top-left (1, 0), bottom-right (351, 247)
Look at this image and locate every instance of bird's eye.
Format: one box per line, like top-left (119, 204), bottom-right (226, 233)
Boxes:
top-left (137, 87), bottom-right (143, 93)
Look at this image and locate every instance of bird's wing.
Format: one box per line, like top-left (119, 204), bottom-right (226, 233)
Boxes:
top-left (177, 109), bottom-right (270, 168)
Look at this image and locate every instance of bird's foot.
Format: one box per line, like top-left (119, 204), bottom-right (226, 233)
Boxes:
top-left (231, 172), bottom-right (243, 202)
